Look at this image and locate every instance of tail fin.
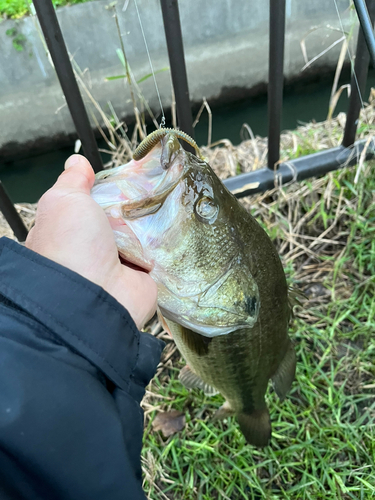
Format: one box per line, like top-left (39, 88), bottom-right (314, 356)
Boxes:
top-left (237, 408), bottom-right (271, 447)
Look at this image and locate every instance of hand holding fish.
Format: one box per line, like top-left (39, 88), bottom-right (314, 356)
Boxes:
top-left (26, 154), bottom-right (157, 329)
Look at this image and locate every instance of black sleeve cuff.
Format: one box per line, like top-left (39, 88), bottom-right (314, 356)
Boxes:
top-left (0, 237), bottom-right (164, 398)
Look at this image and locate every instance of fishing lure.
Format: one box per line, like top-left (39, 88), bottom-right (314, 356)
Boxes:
top-left (133, 128), bottom-right (202, 161)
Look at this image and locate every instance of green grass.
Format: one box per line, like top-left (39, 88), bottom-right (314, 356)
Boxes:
top-left (142, 159), bottom-right (375, 499)
top-left (0, 0), bottom-right (91, 19)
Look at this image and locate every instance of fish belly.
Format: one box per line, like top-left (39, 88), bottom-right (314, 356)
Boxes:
top-left (162, 314), bottom-right (294, 447)
top-left (164, 318), bottom-right (268, 414)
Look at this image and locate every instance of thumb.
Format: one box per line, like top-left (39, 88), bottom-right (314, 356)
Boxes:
top-left (55, 154), bottom-right (96, 194)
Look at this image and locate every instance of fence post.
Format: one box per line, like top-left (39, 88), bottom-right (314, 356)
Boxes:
top-left (343, 0), bottom-right (375, 147)
top-left (33, 0), bottom-right (104, 172)
top-left (267, 0), bottom-right (286, 170)
top-left (160, 0), bottom-right (195, 152)
top-left (0, 182), bottom-right (28, 242)
top-left (353, 0), bottom-right (375, 67)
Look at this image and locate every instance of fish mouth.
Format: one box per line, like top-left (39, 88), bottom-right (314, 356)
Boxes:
top-left (91, 139), bottom-right (186, 214)
top-left (92, 136), bottom-right (186, 275)
top-left (105, 215), bottom-right (154, 274)
top-left (119, 253), bottom-right (151, 274)
top-left (158, 306), bottom-right (253, 338)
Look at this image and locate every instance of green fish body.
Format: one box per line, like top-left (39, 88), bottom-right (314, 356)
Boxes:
top-left (91, 132), bottom-right (296, 446)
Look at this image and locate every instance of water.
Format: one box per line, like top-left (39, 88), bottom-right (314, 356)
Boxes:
top-left (194, 71), bottom-right (375, 145)
top-left (1, 70), bottom-right (374, 203)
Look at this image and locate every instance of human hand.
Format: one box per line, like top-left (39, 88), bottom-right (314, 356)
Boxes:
top-left (26, 154), bottom-right (157, 329)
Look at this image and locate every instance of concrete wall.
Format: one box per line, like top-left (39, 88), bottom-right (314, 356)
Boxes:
top-left (0, 0), bottom-right (354, 158)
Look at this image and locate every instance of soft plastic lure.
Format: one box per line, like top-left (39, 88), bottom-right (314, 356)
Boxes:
top-left (133, 128), bottom-right (202, 160)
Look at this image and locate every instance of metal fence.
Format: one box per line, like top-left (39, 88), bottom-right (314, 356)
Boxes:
top-left (2, 0), bottom-right (375, 240)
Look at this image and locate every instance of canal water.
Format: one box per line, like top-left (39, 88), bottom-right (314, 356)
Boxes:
top-left (1, 70), bottom-right (375, 203)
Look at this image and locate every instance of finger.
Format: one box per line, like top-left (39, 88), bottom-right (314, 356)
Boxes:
top-left (54, 155), bottom-right (96, 194)
top-left (25, 226), bottom-right (35, 248)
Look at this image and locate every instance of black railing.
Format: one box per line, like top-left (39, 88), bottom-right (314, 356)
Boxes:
top-left (160, 0), bottom-right (195, 150)
top-left (353, 0), bottom-right (375, 67)
top-left (33, 0), bottom-right (104, 174)
top-left (0, 182), bottom-right (28, 242)
top-left (268, 0), bottom-right (286, 170)
top-left (343, 0), bottom-right (375, 146)
top-left (223, 139), bottom-right (374, 197)
top-left (1, 0), bottom-right (375, 240)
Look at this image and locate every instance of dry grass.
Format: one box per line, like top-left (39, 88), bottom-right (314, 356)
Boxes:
top-left (0, 203), bottom-right (36, 240)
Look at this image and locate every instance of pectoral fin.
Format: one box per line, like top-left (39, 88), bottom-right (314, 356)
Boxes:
top-left (157, 309), bottom-right (173, 338)
top-left (271, 341), bottom-right (296, 400)
top-left (179, 365), bottom-right (219, 396)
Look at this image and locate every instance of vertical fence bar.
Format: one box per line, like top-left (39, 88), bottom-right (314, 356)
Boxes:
top-left (267, 0), bottom-right (286, 170)
top-left (0, 182), bottom-right (28, 242)
top-left (33, 0), bottom-right (104, 173)
top-left (160, 0), bottom-right (195, 152)
top-left (343, 0), bottom-right (375, 147)
top-left (353, 0), bottom-right (375, 67)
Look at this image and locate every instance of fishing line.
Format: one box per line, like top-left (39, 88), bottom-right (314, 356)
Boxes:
top-left (332, 0), bottom-right (367, 118)
top-left (133, 0), bottom-right (166, 127)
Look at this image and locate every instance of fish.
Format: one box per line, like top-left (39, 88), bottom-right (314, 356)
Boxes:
top-left (91, 129), bottom-right (296, 447)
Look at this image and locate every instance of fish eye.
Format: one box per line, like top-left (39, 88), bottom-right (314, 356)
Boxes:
top-left (195, 196), bottom-right (219, 222)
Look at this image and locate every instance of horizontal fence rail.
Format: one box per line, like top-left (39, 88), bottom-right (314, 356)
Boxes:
top-left (223, 139), bottom-right (375, 198)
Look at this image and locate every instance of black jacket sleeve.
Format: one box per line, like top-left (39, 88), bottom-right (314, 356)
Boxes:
top-left (0, 237), bottom-right (164, 500)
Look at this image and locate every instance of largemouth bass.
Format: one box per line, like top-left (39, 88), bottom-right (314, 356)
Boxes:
top-left (91, 130), bottom-right (296, 447)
